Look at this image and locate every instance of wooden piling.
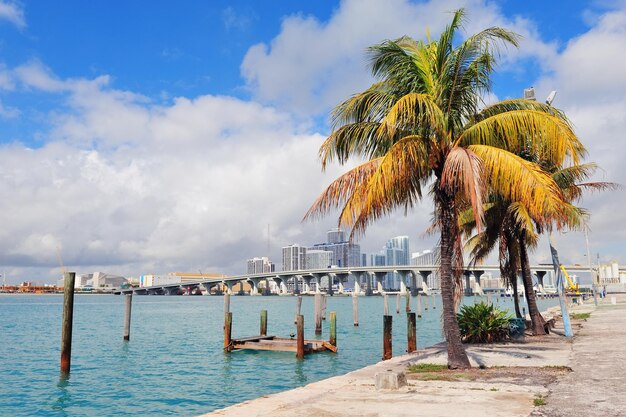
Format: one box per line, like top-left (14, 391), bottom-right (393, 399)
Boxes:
top-left (487, 292), bottom-right (491, 305)
top-left (315, 293), bottom-right (322, 335)
top-left (407, 312), bottom-right (417, 353)
top-left (296, 314), bottom-right (304, 359)
top-left (417, 294), bottom-right (422, 318)
top-left (60, 272), bottom-right (76, 376)
top-left (384, 294), bottom-right (389, 315)
top-left (352, 294), bottom-right (359, 326)
top-left (396, 293), bottom-right (400, 314)
top-left (322, 295), bottom-right (327, 321)
top-left (432, 294), bottom-right (436, 309)
top-left (224, 312), bottom-right (232, 351)
top-left (424, 294), bottom-right (429, 310)
top-left (294, 295), bottom-right (302, 324)
top-left (223, 293), bottom-right (231, 316)
top-left (383, 315), bottom-right (392, 360)
top-left (405, 289), bottom-right (411, 313)
top-left (123, 293), bottom-right (132, 341)
top-left (329, 311), bottom-right (337, 347)
top-left (260, 309), bottom-right (267, 336)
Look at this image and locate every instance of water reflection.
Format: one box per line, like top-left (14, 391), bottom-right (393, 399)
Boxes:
top-left (52, 375), bottom-right (71, 415)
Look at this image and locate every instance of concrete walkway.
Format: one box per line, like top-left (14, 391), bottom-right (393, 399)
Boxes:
top-left (201, 297), bottom-right (626, 417)
top-left (533, 299), bottom-right (626, 417)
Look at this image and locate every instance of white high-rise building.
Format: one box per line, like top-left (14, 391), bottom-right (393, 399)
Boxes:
top-left (247, 257), bottom-right (275, 274)
top-left (282, 244), bottom-right (307, 271)
top-left (306, 250), bottom-right (333, 270)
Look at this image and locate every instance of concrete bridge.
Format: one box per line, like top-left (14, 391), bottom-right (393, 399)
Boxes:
top-left (114, 264), bottom-right (596, 297)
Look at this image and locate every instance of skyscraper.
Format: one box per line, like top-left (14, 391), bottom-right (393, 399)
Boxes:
top-left (306, 250), bottom-right (333, 270)
top-left (385, 236), bottom-right (410, 289)
top-left (309, 228), bottom-right (360, 268)
top-left (411, 247), bottom-right (440, 289)
top-left (247, 257), bottom-right (275, 274)
top-left (282, 244), bottom-right (307, 271)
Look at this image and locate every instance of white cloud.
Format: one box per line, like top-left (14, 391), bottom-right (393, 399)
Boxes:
top-left (0, 0), bottom-right (25, 29)
top-left (240, 0), bottom-right (557, 115)
top-left (531, 8), bottom-right (626, 265)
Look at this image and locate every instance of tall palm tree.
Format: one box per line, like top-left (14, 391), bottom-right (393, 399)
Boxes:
top-left (305, 10), bottom-right (584, 369)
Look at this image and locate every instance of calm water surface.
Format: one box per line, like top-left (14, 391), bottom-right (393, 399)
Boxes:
top-left (0, 293), bottom-right (557, 416)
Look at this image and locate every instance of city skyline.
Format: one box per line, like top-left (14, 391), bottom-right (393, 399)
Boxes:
top-left (0, 1), bottom-right (624, 283)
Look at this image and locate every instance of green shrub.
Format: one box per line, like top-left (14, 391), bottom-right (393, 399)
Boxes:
top-left (457, 302), bottom-right (512, 343)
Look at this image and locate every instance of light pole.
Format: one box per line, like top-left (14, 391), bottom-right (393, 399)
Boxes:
top-left (584, 227), bottom-right (598, 306)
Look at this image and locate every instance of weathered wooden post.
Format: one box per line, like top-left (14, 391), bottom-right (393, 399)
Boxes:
top-left (432, 294), bottom-right (436, 309)
top-left (329, 311), bottom-right (337, 347)
top-left (407, 312), bottom-right (417, 353)
top-left (405, 289), bottom-right (411, 313)
top-left (384, 294), bottom-right (389, 315)
top-left (322, 294), bottom-right (327, 321)
top-left (396, 293), bottom-right (401, 314)
top-left (417, 294), bottom-right (422, 318)
top-left (487, 292), bottom-right (491, 305)
top-left (424, 293), bottom-right (429, 310)
top-left (123, 293), bottom-right (132, 341)
top-left (224, 312), bottom-right (232, 351)
top-left (315, 293), bottom-right (322, 335)
top-left (223, 293), bottom-right (230, 316)
top-left (294, 295), bottom-right (302, 324)
top-left (260, 309), bottom-right (267, 336)
top-left (383, 315), bottom-right (392, 360)
top-left (296, 314), bottom-right (304, 359)
top-left (60, 272), bottom-right (76, 376)
top-left (352, 294), bottom-right (359, 326)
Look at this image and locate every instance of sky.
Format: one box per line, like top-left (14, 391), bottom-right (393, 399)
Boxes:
top-left (0, 0), bottom-right (624, 284)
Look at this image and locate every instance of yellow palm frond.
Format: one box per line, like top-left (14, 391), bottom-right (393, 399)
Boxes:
top-left (304, 159), bottom-right (381, 222)
top-left (376, 93), bottom-right (445, 138)
top-left (459, 110), bottom-right (585, 165)
top-left (441, 147), bottom-right (485, 231)
top-left (469, 145), bottom-right (566, 223)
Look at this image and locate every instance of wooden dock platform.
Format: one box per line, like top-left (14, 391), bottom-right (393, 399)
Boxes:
top-left (228, 335), bottom-right (337, 354)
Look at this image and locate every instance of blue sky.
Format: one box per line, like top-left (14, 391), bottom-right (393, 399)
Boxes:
top-left (0, 0), bottom-right (625, 283)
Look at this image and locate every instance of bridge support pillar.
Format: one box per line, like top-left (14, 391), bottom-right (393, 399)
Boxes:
top-left (302, 276), bottom-right (313, 294)
top-left (397, 270), bottom-right (410, 294)
top-left (224, 281), bottom-right (235, 295)
top-left (372, 272), bottom-right (387, 294)
top-left (248, 278), bottom-right (261, 296)
top-left (335, 273), bottom-right (349, 294)
top-left (463, 270), bottom-right (473, 296)
top-left (418, 271), bottom-right (431, 295)
top-left (535, 270), bottom-right (547, 290)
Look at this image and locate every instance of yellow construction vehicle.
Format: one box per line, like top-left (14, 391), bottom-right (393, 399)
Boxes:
top-left (560, 264), bottom-right (581, 294)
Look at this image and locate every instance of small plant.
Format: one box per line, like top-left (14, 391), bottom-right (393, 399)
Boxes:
top-left (457, 302), bottom-right (512, 343)
top-left (534, 395), bottom-right (546, 406)
top-left (571, 312), bottom-right (590, 320)
top-left (407, 363), bottom-right (447, 373)
top-left (490, 387), bottom-right (499, 392)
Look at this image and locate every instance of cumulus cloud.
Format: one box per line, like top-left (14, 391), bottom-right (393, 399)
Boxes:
top-left (240, 0), bottom-right (558, 116)
top-left (0, 0), bottom-right (25, 29)
top-left (530, 8), bottom-right (626, 265)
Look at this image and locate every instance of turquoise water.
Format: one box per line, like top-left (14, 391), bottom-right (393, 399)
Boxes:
top-left (0, 294), bottom-right (557, 416)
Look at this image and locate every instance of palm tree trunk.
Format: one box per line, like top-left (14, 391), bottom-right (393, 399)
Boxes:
top-left (519, 236), bottom-right (546, 335)
top-left (439, 195), bottom-right (471, 369)
top-left (506, 243), bottom-right (522, 319)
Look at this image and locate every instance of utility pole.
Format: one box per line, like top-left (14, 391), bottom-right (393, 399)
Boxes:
top-left (584, 227), bottom-right (598, 306)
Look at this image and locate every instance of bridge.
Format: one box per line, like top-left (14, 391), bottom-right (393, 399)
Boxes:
top-left (113, 264), bottom-right (601, 296)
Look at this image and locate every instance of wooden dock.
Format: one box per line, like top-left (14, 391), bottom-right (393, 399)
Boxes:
top-left (228, 335), bottom-right (337, 354)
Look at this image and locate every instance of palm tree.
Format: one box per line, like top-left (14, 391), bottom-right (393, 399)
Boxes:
top-left (305, 9), bottom-right (584, 369)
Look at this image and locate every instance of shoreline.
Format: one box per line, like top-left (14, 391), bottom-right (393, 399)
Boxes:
top-left (201, 296), bottom-right (626, 417)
